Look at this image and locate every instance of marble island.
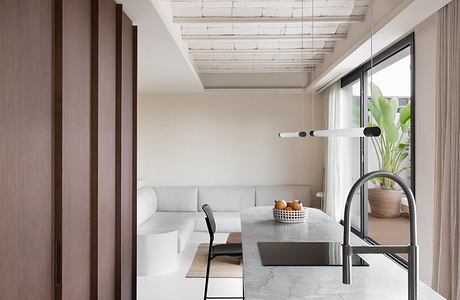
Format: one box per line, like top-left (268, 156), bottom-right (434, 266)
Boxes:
top-left (241, 207), bottom-right (444, 300)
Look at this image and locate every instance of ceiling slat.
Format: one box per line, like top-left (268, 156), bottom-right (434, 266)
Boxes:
top-left (173, 15), bottom-right (365, 24)
top-left (195, 59), bottom-right (323, 65)
top-left (189, 47), bottom-right (334, 54)
top-left (168, 0), bottom-right (358, 3)
top-left (198, 68), bottom-right (314, 73)
top-left (182, 33), bottom-right (347, 41)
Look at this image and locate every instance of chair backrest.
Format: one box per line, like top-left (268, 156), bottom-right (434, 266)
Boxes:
top-left (202, 204), bottom-right (216, 241)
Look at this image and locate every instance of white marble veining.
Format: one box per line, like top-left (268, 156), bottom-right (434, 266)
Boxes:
top-left (241, 207), bottom-right (444, 300)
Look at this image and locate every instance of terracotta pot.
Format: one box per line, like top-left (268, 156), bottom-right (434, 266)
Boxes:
top-left (368, 188), bottom-right (402, 218)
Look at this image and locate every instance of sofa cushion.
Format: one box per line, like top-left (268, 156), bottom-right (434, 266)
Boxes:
top-left (155, 186), bottom-right (198, 212)
top-left (138, 214), bottom-right (194, 253)
top-left (152, 212), bottom-right (241, 233)
top-left (194, 212), bottom-right (241, 233)
top-left (198, 186), bottom-right (255, 212)
top-left (256, 185), bottom-right (312, 207)
top-left (137, 187), bottom-right (158, 226)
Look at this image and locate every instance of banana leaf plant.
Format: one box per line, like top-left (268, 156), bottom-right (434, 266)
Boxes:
top-left (368, 83), bottom-right (411, 189)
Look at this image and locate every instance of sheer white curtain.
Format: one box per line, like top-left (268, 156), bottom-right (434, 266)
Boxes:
top-left (324, 82), bottom-right (355, 222)
top-left (433, 1), bottom-right (460, 299)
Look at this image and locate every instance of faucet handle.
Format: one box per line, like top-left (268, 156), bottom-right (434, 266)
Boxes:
top-left (342, 244), bottom-right (352, 284)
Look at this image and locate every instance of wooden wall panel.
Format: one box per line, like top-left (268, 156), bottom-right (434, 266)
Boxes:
top-left (96, 0), bottom-right (117, 299)
top-left (61, 0), bottom-right (92, 298)
top-left (0, 0), bottom-right (54, 299)
top-left (1, 0), bottom-right (136, 298)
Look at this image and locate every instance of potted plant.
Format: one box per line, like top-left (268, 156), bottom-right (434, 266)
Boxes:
top-left (368, 83), bottom-right (411, 218)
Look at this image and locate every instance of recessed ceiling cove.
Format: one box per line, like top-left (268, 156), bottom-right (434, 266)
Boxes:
top-left (165, 0), bottom-right (369, 75)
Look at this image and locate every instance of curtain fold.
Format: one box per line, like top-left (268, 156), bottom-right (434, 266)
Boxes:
top-left (324, 82), bottom-right (354, 222)
top-left (433, 1), bottom-right (460, 299)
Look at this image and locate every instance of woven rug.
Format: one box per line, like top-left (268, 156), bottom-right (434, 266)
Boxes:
top-left (186, 243), bottom-right (243, 278)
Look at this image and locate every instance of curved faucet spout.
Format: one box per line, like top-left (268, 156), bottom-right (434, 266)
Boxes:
top-left (341, 171), bottom-right (418, 300)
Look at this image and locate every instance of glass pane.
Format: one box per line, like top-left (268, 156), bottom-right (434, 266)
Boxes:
top-left (366, 47), bottom-right (412, 262)
top-left (340, 79), bottom-right (362, 230)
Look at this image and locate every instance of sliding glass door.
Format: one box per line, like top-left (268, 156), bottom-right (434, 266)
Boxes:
top-left (340, 33), bottom-right (415, 265)
top-left (366, 46), bottom-right (412, 262)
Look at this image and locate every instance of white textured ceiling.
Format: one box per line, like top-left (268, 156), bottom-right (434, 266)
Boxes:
top-left (162, 0), bottom-right (369, 74)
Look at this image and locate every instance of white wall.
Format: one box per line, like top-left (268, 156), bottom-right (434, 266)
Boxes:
top-left (414, 13), bottom-right (438, 286)
top-left (138, 91), bottom-right (325, 206)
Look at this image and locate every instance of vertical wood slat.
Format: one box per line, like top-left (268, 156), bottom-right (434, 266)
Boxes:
top-left (54, 0), bottom-right (63, 298)
top-left (115, 5), bottom-right (123, 299)
top-left (116, 5), bottom-right (135, 299)
top-left (90, 0), bottom-right (100, 298)
top-left (97, 0), bottom-right (117, 298)
top-left (0, 0), bottom-right (55, 299)
top-left (59, 0), bottom-right (92, 299)
top-left (132, 25), bottom-right (139, 300)
top-left (121, 11), bottom-right (134, 300)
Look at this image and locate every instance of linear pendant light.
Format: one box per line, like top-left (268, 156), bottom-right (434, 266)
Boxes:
top-left (279, 127), bottom-right (381, 138)
top-left (278, 0), bottom-right (381, 139)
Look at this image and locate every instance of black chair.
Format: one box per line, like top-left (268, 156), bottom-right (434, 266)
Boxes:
top-left (202, 204), bottom-right (244, 300)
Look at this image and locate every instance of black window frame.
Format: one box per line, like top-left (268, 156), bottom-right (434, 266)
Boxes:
top-left (340, 32), bottom-right (415, 268)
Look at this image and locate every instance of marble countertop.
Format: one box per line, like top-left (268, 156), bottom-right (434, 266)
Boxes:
top-left (241, 207), bottom-right (444, 300)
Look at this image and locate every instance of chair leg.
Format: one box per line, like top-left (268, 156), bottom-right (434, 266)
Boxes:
top-left (242, 263), bottom-right (245, 299)
top-left (204, 249), bottom-right (212, 300)
top-left (204, 252), bottom-right (245, 299)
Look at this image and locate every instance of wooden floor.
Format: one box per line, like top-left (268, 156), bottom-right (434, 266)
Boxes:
top-left (368, 214), bottom-right (410, 261)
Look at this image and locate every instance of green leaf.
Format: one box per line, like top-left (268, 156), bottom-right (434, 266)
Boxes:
top-left (390, 97), bottom-right (399, 113)
top-left (379, 115), bottom-right (398, 144)
top-left (399, 152), bottom-right (409, 162)
top-left (379, 96), bottom-right (396, 124)
top-left (371, 82), bottom-right (383, 102)
top-left (368, 82), bottom-right (385, 124)
top-left (399, 102), bottom-right (411, 131)
top-left (377, 96), bottom-right (398, 144)
top-left (368, 98), bottom-right (382, 125)
top-left (370, 177), bottom-right (383, 185)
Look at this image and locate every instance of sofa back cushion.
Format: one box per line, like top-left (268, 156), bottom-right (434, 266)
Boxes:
top-left (198, 186), bottom-right (255, 212)
top-left (256, 185), bottom-right (312, 207)
top-left (137, 187), bottom-right (158, 226)
top-left (155, 186), bottom-right (198, 212)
